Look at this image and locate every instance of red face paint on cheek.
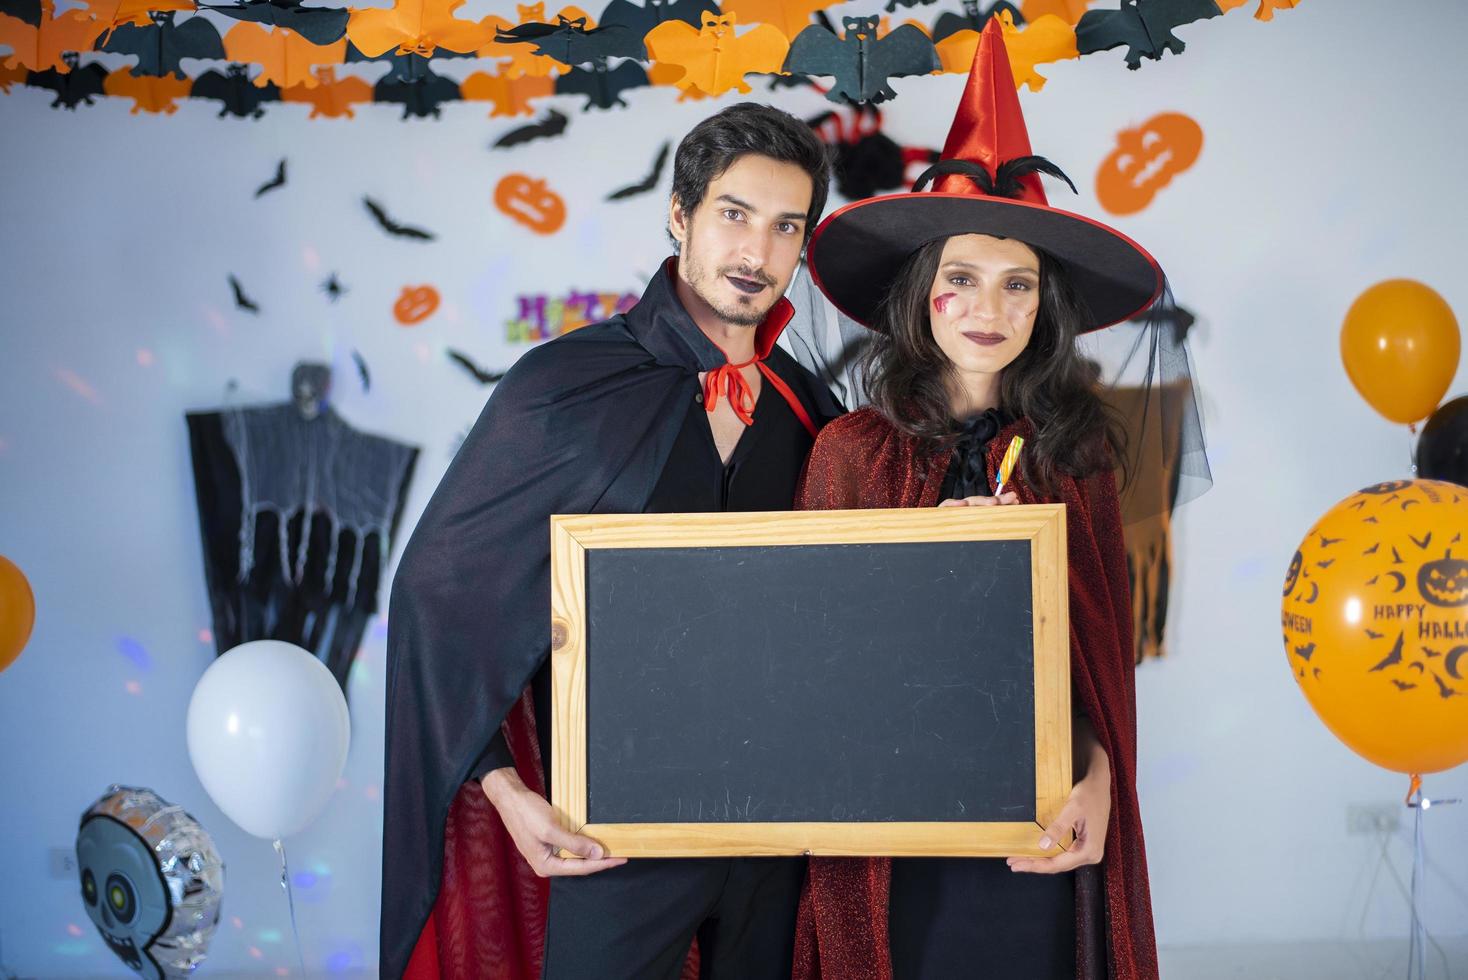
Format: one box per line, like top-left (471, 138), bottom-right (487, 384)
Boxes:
top-left (933, 292), bottom-right (956, 314)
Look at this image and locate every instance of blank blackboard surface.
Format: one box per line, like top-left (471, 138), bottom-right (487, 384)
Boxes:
top-left (584, 540), bottom-right (1035, 825)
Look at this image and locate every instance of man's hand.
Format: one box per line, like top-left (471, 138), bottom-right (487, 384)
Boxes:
top-left (481, 767), bottom-right (627, 877)
top-left (938, 491), bottom-right (1020, 507)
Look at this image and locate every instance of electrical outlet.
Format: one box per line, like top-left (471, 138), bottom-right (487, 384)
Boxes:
top-left (49, 846), bottom-right (77, 880)
top-left (1346, 802), bottom-right (1402, 836)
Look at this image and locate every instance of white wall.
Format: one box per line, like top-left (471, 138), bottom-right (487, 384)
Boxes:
top-left (1, 1), bottom-right (1465, 976)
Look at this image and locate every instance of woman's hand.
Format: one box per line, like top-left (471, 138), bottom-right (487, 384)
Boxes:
top-left (1006, 719), bottom-right (1111, 874)
top-left (482, 767), bottom-right (627, 877)
top-left (938, 491), bottom-right (1019, 507)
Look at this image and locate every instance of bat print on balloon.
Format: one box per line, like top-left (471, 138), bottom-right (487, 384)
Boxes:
top-left (1282, 480), bottom-right (1467, 704)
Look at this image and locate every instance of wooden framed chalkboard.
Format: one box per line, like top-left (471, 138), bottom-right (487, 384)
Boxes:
top-left (549, 505), bottom-right (1071, 858)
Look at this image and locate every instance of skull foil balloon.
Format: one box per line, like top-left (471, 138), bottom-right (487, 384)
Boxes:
top-left (76, 786), bottom-right (224, 979)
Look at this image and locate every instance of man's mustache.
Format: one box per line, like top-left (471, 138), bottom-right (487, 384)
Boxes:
top-left (721, 267), bottom-right (776, 287)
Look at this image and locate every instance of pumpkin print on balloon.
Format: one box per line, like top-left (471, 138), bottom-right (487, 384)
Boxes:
top-left (494, 173), bottom-right (566, 235)
top-left (393, 285), bottom-right (440, 325)
top-left (1095, 111), bottom-right (1202, 216)
top-left (1281, 479), bottom-right (1468, 775)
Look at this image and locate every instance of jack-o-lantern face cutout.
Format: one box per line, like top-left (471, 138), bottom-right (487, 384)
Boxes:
top-left (1095, 112), bottom-right (1202, 216)
top-left (1419, 551), bottom-right (1468, 607)
top-left (1359, 480), bottom-right (1412, 495)
top-left (1282, 549), bottom-right (1303, 597)
top-left (495, 173), bottom-right (566, 235)
top-left (394, 285), bottom-right (440, 325)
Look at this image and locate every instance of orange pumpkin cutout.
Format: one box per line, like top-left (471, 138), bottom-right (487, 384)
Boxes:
top-left (394, 285), bottom-right (440, 325)
top-left (494, 173), bottom-right (565, 235)
top-left (1094, 111), bottom-right (1202, 216)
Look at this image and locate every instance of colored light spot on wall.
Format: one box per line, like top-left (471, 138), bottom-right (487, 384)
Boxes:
top-left (116, 636), bottom-right (152, 671)
top-left (136, 349), bottom-right (155, 367)
top-left (125, 680), bottom-right (142, 695)
top-left (55, 368), bottom-right (102, 406)
top-left (199, 628), bottom-right (214, 644)
top-left (66, 923), bottom-right (85, 937)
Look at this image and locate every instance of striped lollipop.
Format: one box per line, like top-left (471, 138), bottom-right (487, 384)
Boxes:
top-left (993, 435), bottom-right (1025, 496)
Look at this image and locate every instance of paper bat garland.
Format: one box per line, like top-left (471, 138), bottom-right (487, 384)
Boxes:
top-left (460, 66), bottom-right (553, 115)
top-left (224, 21), bottom-right (345, 87)
top-left (554, 57), bottom-right (647, 108)
top-left (374, 65), bottom-right (459, 117)
top-left (347, 0), bottom-right (489, 59)
top-left (722, 0), bottom-right (842, 41)
top-left (24, 55), bottom-right (107, 106)
top-left (193, 67), bottom-right (280, 118)
top-left (201, 0), bottom-right (348, 47)
top-left (932, 0), bottom-right (1022, 42)
top-left (0, 0), bottom-right (106, 73)
top-left (1075, 0), bottom-right (1221, 69)
top-left (599, 0), bottom-right (717, 57)
top-left (785, 14), bottom-right (937, 104)
top-left (345, 40), bottom-right (471, 82)
top-left (104, 62), bottom-right (190, 110)
top-left (280, 65), bottom-right (372, 115)
top-left (936, 8), bottom-right (1076, 89)
top-left (645, 11), bottom-right (788, 99)
top-left (100, 11), bottom-right (224, 79)
top-left (493, 11), bottom-right (641, 65)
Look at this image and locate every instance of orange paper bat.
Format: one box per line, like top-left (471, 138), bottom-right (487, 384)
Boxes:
top-left (346, 0), bottom-right (491, 58)
top-left (0, 62), bottom-right (28, 90)
top-left (1218, 0), bottom-right (1301, 20)
top-left (645, 11), bottom-right (788, 99)
top-left (103, 65), bottom-right (190, 112)
top-left (936, 10), bottom-right (1076, 91)
top-left (281, 66), bottom-right (374, 117)
top-left (1020, 0), bottom-right (1090, 25)
top-left (460, 68), bottom-right (554, 116)
top-left (0, 0), bottom-right (106, 72)
top-left (722, 0), bottom-right (841, 41)
top-left (223, 22), bottom-right (346, 88)
top-left (76, 0), bottom-right (191, 43)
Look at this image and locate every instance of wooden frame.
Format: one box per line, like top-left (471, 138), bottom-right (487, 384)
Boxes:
top-left (549, 505), bottom-right (1071, 858)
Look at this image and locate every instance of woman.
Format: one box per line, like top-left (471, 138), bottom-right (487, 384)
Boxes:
top-left (790, 20), bottom-right (1186, 980)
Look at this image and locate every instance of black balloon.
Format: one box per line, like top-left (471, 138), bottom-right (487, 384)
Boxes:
top-left (1416, 395), bottom-right (1468, 487)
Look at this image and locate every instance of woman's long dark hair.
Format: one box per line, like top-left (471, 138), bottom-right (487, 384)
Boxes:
top-left (859, 236), bottom-right (1127, 496)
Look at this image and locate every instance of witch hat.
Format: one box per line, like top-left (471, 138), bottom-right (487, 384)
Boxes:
top-left (805, 17), bottom-right (1163, 332)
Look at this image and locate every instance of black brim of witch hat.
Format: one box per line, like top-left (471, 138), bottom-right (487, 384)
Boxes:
top-left (805, 192), bottom-right (1163, 332)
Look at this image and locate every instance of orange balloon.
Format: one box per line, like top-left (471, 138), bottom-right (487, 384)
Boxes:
top-left (1340, 279), bottom-right (1460, 424)
top-left (1282, 479), bottom-right (1468, 774)
top-left (0, 554), bottom-right (36, 674)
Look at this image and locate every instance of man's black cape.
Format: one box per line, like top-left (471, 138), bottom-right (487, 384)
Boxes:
top-left (380, 258), bottom-right (843, 977)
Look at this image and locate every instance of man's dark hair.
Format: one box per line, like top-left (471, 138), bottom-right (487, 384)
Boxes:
top-left (669, 102), bottom-right (831, 247)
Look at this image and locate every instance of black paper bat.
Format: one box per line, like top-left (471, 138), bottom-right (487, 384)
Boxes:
top-left (193, 65), bottom-right (280, 119)
top-left (25, 58), bottom-right (108, 109)
top-left (253, 157), bottom-right (287, 194)
top-left (362, 197), bottom-right (436, 241)
top-left (320, 272), bottom-right (347, 301)
top-left (494, 14), bottom-right (642, 66)
top-left (344, 41), bottom-right (474, 83)
top-left (599, 0), bottom-right (719, 58)
top-left (607, 141), bottom-right (669, 200)
top-left (884, 0), bottom-right (937, 11)
top-left (228, 274), bottom-right (260, 313)
top-left (784, 16), bottom-right (938, 104)
top-left (932, 0), bottom-right (1024, 43)
top-left (374, 69), bottom-right (461, 119)
top-left (198, 0), bottom-right (349, 46)
top-left (1076, 0), bottom-right (1222, 70)
top-left (446, 349), bottom-right (506, 385)
top-left (554, 58), bottom-right (648, 110)
top-left (493, 108), bottom-right (569, 148)
top-left (352, 349), bottom-right (370, 391)
top-left (99, 11), bottom-right (225, 79)
top-left (0, 0), bottom-right (41, 27)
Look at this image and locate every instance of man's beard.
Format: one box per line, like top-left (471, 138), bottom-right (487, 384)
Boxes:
top-left (683, 249), bottom-right (778, 327)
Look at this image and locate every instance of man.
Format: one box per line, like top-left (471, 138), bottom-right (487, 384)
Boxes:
top-left (381, 103), bottom-right (842, 980)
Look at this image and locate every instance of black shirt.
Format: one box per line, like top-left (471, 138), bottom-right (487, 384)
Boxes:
top-left (938, 407), bottom-right (1009, 502)
top-left (470, 375), bottom-right (817, 780)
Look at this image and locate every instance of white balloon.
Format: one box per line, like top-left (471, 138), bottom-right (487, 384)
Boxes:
top-left (186, 640), bottom-right (350, 840)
